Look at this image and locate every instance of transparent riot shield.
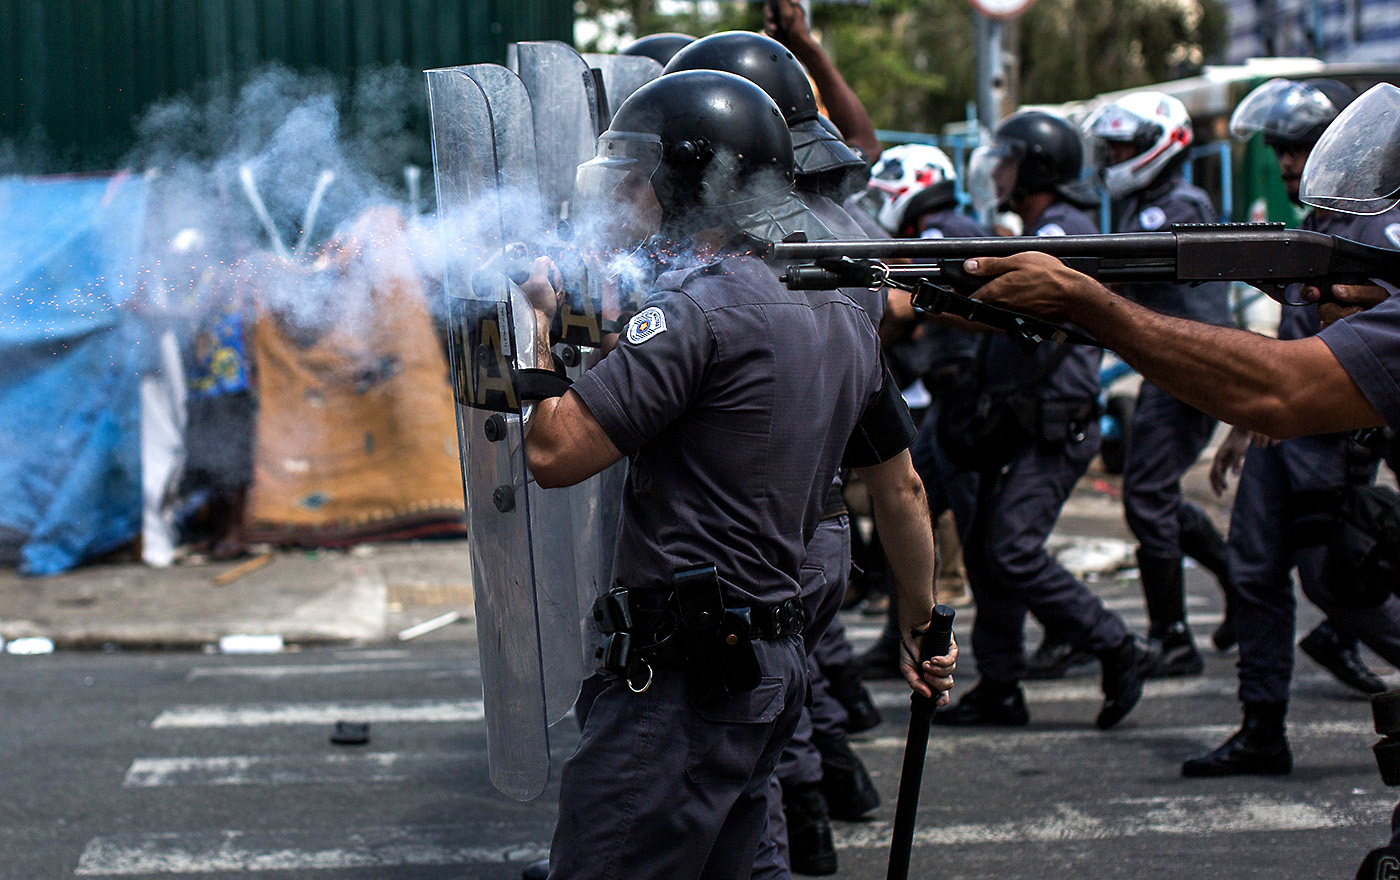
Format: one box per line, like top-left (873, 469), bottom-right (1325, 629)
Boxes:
top-left (511, 41), bottom-right (619, 677)
top-left (426, 63), bottom-right (588, 802)
top-left (582, 54), bottom-right (663, 119)
top-left (509, 41), bottom-right (606, 227)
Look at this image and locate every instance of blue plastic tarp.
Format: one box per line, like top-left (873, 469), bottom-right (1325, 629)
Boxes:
top-left (0, 174), bottom-right (151, 575)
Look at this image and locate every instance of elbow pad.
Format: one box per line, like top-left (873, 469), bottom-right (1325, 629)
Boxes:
top-left (841, 363), bottom-right (917, 468)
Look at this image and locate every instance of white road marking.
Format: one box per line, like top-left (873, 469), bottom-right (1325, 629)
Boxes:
top-left (834, 793), bottom-right (1393, 849)
top-left (868, 671), bottom-right (1367, 708)
top-left (854, 718), bottom-right (1372, 754)
top-left (149, 700), bottom-right (484, 729)
top-left (122, 751), bottom-right (477, 788)
top-left (185, 660), bottom-right (459, 680)
top-left (74, 828), bottom-right (548, 875)
top-left (73, 794), bottom-right (1392, 874)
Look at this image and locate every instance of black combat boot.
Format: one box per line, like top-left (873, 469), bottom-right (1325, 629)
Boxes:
top-left (933, 678), bottom-right (1030, 727)
top-left (1301, 621), bottom-right (1386, 695)
top-left (1097, 636), bottom-right (1148, 730)
top-left (813, 730), bottom-right (880, 820)
top-left (821, 661), bottom-right (883, 734)
top-left (1138, 552), bottom-right (1204, 678)
top-left (1181, 701), bottom-right (1292, 777)
top-left (1025, 630), bottom-right (1097, 680)
top-left (1177, 503), bottom-right (1240, 651)
top-left (782, 781), bottom-right (838, 875)
top-left (1146, 621), bottom-right (1205, 678)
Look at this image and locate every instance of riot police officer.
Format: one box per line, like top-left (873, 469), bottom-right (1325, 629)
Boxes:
top-left (1080, 91), bottom-right (1239, 675)
top-left (520, 70), bottom-right (956, 880)
top-left (663, 31), bottom-right (891, 874)
top-left (1179, 77), bottom-right (1400, 776)
top-left (932, 110), bottom-right (1149, 730)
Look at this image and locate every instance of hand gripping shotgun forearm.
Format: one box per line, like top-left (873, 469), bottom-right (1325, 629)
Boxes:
top-left (770, 223), bottom-right (1400, 351)
top-left (887, 604), bottom-right (956, 880)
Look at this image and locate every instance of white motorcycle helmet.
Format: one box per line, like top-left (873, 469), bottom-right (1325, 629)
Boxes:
top-left (854, 143), bottom-right (958, 235)
top-left (1083, 91), bottom-right (1193, 199)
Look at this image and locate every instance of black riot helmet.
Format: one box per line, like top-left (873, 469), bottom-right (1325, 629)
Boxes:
top-left (1229, 77), bottom-right (1356, 149)
top-left (968, 109), bottom-right (1098, 213)
top-left (577, 70), bottom-right (826, 244)
top-left (663, 31), bottom-right (867, 184)
top-left (620, 33), bottom-right (696, 67)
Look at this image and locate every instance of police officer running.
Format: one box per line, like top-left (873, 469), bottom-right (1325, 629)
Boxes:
top-left (1080, 91), bottom-right (1240, 675)
top-left (932, 110), bottom-right (1149, 730)
top-left (1178, 78), bottom-right (1400, 777)
top-left (955, 79), bottom-right (1400, 875)
top-left (520, 69), bottom-right (956, 880)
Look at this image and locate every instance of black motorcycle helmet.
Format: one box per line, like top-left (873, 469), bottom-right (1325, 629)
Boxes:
top-left (993, 109), bottom-right (1098, 208)
top-left (620, 33), bottom-right (696, 67)
top-left (663, 31), bottom-right (866, 183)
top-left (582, 70), bottom-right (803, 241)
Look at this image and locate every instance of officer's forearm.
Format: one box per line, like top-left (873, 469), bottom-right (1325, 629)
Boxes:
top-left (1060, 284), bottom-right (1382, 437)
top-left (855, 452), bottom-right (936, 637)
top-left (533, 310), bottom-right (554, 370)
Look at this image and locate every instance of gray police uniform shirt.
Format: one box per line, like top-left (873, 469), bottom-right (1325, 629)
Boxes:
top-left (1116, 174), bottom-right (1232, 326)
top-left (570, 255), bottom-right (885, 608)
top-left (982, 201), bottom-right (1103, 401)
top-left (1316, 209), bottom-right (1400, 428)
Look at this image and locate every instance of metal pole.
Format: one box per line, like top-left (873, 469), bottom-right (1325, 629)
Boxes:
top-left (974, 12), bottom-right (1004, 132)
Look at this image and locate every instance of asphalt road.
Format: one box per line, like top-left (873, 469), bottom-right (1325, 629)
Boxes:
top-left (1, 568), bottom-right (1394, 880)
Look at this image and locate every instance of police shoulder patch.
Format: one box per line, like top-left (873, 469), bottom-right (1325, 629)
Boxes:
top-left (919, 227), bottom-right (946, 239)
top-left (1139, 205), bottom-right (1168, 230)
top-left (1385, 223), bottom-right (1400, 249)
top-left (1037, 223), bottom-right (1067, 237)
top-left (626, 307), bottom-right (668, 345)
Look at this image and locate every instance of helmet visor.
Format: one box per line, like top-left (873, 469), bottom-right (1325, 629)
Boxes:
top-left (1301, 83), bottom-right (1400, 215)
top-left (1229, 78), bottom-right (1338, 143)
top-left (1085, 101), bottom-right (1150, 145)
top-left (967, 139), bottom-right (1023, 217)
top-left (574, 131), bottom-right (665, 254)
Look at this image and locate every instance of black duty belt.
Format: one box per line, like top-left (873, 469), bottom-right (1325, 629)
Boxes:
top-left (593, 590), bottom-right (805, 643)
top-left (750, 596), bottom-right (807, 639)
top-left (592, 580), bottom-right (805, 697)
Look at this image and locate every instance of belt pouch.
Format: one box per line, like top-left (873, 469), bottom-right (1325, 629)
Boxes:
top-left (673, 565), bottom-right (761, 700)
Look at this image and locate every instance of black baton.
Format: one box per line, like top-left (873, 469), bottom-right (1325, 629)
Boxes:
top-left (886, 604), bottom-right (956, 880)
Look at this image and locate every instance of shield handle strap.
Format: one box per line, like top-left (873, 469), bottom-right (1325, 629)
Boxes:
top-left (517, 368), bottom-right (573, 401)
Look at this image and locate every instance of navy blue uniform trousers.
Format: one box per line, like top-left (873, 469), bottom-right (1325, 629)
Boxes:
top-left (1228, 437), bottom-right (1400, 704)
top-left (549, 636), bottom-right (807, 880)
top-left (964, 425), bottom-right (1129, 682)
top-left (1122, 381), bottom-right (1219, 557)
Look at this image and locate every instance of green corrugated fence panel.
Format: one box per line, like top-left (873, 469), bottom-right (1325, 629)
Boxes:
top-left (0, 0), bottom-right (573, 171)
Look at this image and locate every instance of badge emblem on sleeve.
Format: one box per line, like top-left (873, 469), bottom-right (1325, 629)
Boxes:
top-left (1385, 223), bottom-right (1400, 249)
top-left (1139, 206), bottom-right (1167, 230)
top-left (626, 307), bottom-right (668, 345)
top-left (1037, 223), bottom-right (1066, 237)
